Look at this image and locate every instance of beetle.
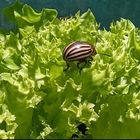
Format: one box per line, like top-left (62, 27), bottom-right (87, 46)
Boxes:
top-left (63, 41), bottom-right (97, 72)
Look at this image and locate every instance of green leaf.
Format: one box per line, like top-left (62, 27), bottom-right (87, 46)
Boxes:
top-left (3, 1), bottom-right (57, 29)
top-left (20, 4), bottom-right (41, 23)
top-left (129, 29), bottom-right (140, 61)
top-left (3, 58), bottom-right (20, 70)
top-left (0, 73), bottom-right (14, 84)
top-left (41, 8), bottom-right (58, 23)
top-left (1, 2), bottom-right (140, 139)
top-left (2, 0), bottom-right (23, 22)
top-left (81, 9), bottom-right (96, 24)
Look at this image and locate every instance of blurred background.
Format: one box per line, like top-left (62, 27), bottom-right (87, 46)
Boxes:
top-left (0, 0), bottom-right (140, 31)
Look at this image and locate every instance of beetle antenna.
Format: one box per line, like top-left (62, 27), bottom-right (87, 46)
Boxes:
top-left (97, 53), bottom-right (111, 57)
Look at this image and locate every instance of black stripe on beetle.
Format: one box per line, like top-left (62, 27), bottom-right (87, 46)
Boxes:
top-left (63, 41), bottom-right (97, 72)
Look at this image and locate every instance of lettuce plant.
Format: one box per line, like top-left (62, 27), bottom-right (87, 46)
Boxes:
top-left (0, 2), bottom-right (140, 139)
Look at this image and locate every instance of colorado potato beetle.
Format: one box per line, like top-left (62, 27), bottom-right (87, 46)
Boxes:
top-left (63, 41), bottom-right (97, 72)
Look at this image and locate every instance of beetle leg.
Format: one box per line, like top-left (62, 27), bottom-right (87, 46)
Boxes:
top-left (88, 56), bottom-right (93, 64)
top-left (79, 67), bottom-right (83, 74)
top-left (77, 60), bottom-right (87, 74)
top-left (89, 56), bottom-right (93, 61)
top-left (77, 62), bottom-right (83, 74)
top-left (63, 62), bottom-right (70, 71)
top-left (77, 62), bottom-right (80, 69)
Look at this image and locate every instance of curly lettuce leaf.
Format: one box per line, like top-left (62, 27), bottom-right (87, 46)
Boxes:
top-left (0, 2), bottom-right (140, 139)
top-left (3, 0), bottom-right (57, 29)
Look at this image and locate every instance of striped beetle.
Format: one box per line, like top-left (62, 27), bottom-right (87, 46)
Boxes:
top-left (63, 41), bottom-right (97, 72)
